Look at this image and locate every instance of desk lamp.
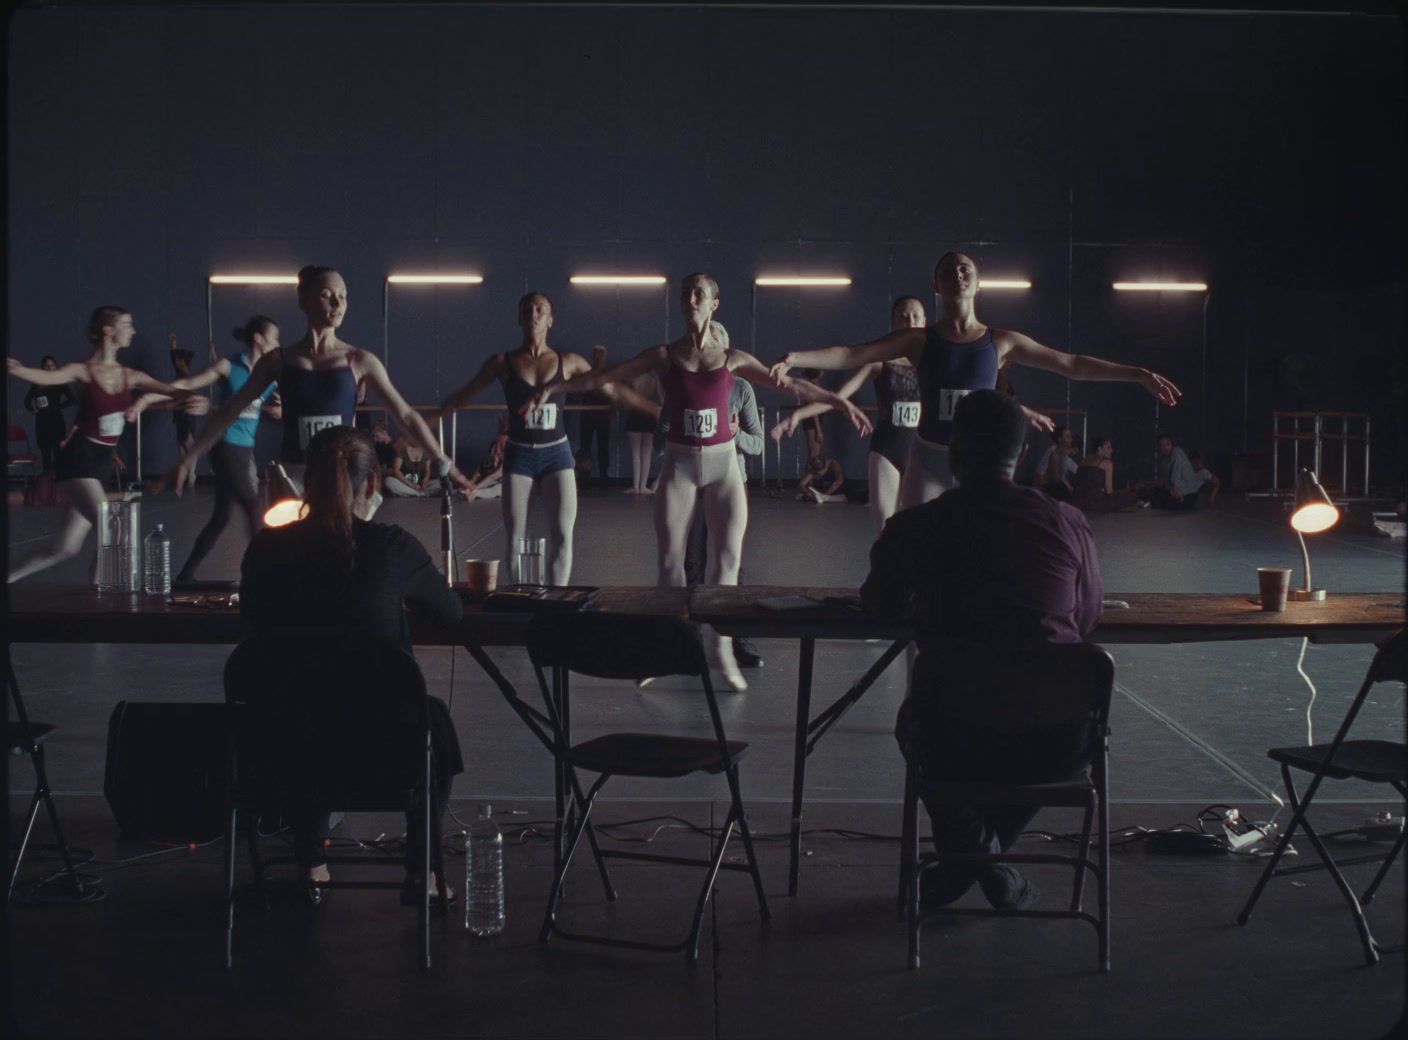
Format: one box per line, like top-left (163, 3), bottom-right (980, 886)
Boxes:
top-left (1288, 468), bottom-right (1339, 601)
top-left (263, 463), bottom-right (307, 528)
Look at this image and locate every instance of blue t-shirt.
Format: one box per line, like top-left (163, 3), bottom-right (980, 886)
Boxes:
top-left (221, 353), bottom-right (277, 448)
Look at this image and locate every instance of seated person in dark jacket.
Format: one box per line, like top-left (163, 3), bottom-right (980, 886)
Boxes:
top-left (241, 425), bottom-right (464, 901)
top-left (861, 390), bottom-right (1104, 910)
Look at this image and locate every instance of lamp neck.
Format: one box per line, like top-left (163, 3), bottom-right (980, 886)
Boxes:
top-left (1297, 528), bottom-right (1312, 592)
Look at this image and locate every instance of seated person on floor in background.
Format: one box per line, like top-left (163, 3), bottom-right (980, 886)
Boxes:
top-left (1187, 450), bottom-right (1220, 505)
top-left (1071, 436), bottom-right (1143, 513)
top-left (798, 453), bottom-right (847, 503)
top-left (1032, 424), bottom-right (1079, 498)
top-left (240, 425), bottom-right (464, 901)
top-left (371, 418), bottom-right (396, 471)
top-left (465, 435), bottom-right (506, 500)
top-left (384, 436), bottom-right (442, 498)
top-left (861, 389), bottom-right (1104, 911)
top-left (1146, 432), bottom-right (1202, 511)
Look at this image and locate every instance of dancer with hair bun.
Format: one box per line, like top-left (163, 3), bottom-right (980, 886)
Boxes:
top-left (772, 251), bottom-right (1181, 511)
top-left (7, 306), bottom-right (205, 583)
top-left (772, 294), bottom-right (927, 532)
top-left (160, 265), bottom-right (470, 496)
top-left (435, 291), bottom-right (659, 585)
top-left (131, 318), bottom-right (286, 582)
top-left (524, 272), bottom-right (872, 690)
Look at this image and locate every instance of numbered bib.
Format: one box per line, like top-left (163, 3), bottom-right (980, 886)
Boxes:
top-left (683, 408), bottom-right (718, 439)
top-left (937, 388), bottom-right (972, 422)
top-left (890, 401), bottom-right (921, 428)
top-left (298, 415), bottom-right (342, 450)
top-left (97, 411), bottom-right (126, 438)
top-left (522, 403), bottom-right (558, 431)
top-left (33, 395), bottom-right (49, 410)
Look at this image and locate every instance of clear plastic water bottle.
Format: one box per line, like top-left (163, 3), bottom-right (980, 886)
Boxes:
top-left (143, 523), bottom-right (171, 596)
top-left (464, 804), bottom-right (504, 936)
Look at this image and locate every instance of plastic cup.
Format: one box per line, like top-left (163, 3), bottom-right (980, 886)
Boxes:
top-left (463, 558), bottom-right (500, 596)
top-left (1257, 567), bottom-right (1292, 612)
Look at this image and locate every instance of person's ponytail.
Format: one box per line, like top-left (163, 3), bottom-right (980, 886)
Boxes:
top-left (302, 426), bottom-right (379, 571)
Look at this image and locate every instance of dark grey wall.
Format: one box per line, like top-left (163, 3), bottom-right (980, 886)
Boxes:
top-left (8, 4), bottom-right (1405, 488)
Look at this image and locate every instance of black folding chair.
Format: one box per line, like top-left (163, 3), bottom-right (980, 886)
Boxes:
top-left (6, 656), bottom-right (88, 903)
top-left (1237, 628), bottom-right (1406, 965)
top-left (898, 641), bottom-right (1115, 972)
top-left (513, 612), bottom-right (769, 962)
top-left (223, 632), bottom-right (445, 970)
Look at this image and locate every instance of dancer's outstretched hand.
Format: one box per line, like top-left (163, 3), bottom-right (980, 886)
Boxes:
top-left (843, 401), bottom-right (873, 437)
top-left (1140, 369), bottom-right (1182, 407)
top-left (768, 355), bottom-right (794, 384)
top-left (1020, 405), bottom-right (1055, 433)
top-left (769, 414), bottom-right (800, 442)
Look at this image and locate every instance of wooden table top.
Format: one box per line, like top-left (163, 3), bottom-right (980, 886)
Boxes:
top-left (7, 585), bottom-right (1401, 647)
top-left (6, 585), bottom-right (688, 647)
top-left (688, 586), bottom-right (1406, 645)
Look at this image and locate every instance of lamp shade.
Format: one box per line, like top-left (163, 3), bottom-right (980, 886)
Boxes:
top-left (263, 463), bottom-right (307, 528)
top-left (1290, 468), bottom-right (1339, 534)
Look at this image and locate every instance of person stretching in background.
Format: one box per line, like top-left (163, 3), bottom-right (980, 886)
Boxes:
top-left (798, 454), bottom-right (847, 503)
top-left (1070, 437), bottom-right (1143, 513)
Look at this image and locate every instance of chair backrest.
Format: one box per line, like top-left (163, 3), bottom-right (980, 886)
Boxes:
top-left (526, 612), bottom-right (708, 681)
top-left (224, 632), bottom-right (429, 800)
top-left (918, 640), bottom-right (1115, 734)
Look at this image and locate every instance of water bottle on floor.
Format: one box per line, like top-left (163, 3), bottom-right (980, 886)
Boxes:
top-left (143, 523), bottom-right (171, 596)
top-left (465, 804), bottom-right (504, 936)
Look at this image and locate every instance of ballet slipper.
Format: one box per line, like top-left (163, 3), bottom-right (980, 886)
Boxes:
top-left (706, 631), bottom-right (748, 692)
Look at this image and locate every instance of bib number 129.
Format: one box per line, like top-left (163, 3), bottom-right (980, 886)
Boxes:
top-left (683, 408), bottom-right (718, 438)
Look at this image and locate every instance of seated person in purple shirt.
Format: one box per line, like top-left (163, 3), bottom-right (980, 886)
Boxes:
top-left (861, 390), bottom-right (1104, 911)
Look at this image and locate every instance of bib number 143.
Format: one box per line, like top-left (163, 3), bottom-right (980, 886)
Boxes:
top-left (890, 401), bottom-right (921, 428)
top-left (683, 408), bottom-right (718, 439)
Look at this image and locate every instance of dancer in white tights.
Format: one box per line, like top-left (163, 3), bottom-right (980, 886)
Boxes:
top-left (623, 370), bottom-right (662, 493)
top-left (772, 251), bottom-right (1182, 512)
top-left (525, 273), bottom-right (871, 689)
top-left (8, 306), bottom-right (206, 583)
top-left (435, 292), bottom-right (657, 585)
top-left (772, 295), bottom-right (927, 533)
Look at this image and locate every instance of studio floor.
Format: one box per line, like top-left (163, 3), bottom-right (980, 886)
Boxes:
top-left (6, 483), bottom-right (1407, 1039)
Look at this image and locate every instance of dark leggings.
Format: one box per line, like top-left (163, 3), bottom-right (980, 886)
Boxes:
top-left (578, 411), bottom-right (611, 480)
top-left (178, 443), bottom-right (262, 581)
top-left (37, 426), bottom-right (65, 472)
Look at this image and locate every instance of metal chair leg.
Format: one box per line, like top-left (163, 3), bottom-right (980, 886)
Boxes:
top-left (1361, 825), bottom-right (1407, 906)
top-left (724, 765), bottom-right (770, 922)
top-left (1237, 764), bottom-right (1311, 926)
top-left (7, 787), bottom-right (44, 903)
top-left (1097, 774), bottom-right (1111, 974)
top-left (686, 812), bottom-right (737, 964)
top-left (1071, 798), bottom-right (1095, 913)
top-left (540, 774), bottom-right (607, 944)
top-left (224, 807), bottom-right (238, 969)
top-left (1297, 811), bottom-right (1381, 965)
top-left (898, 767), bottom-right (917, 920)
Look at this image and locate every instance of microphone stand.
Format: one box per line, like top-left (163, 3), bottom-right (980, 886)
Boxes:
top-left (438, 459), bottom-right (454, 586)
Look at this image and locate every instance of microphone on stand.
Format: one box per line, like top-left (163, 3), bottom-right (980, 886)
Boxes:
top-left (437, 458), bottom-right (454, 586)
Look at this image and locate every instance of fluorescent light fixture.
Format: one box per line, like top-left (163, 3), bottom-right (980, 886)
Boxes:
top-left (386, 274), bottom-right (484, 284)
top-left (570, 275), bottom-right (668, 286)
top-left (754, 276), bottom-right (852, 287)
top-left (208, 275), bottom-right (298, 285)
top-left (1112, 281), bottom-right (1208, 293)
top-left (979, 279), bottom-right (1032, 290)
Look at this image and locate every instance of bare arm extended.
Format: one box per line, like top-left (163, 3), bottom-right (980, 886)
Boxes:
top-left (770, 364), bottom-right (875, 441)
top-left (1000, 330), bottom-right (1182, 407)
top-left (436, 353), bottom-right (506, 417)
top-left (156, 351), bottom-right (281, 494)
top-left (731, 350), bottom-right (873, 436)
top-left (7, 358), bottom-right (86, 387)
top-left (770, 328), bottom-right (922, 380)
top-left (526, 346), bottom-right (668, 411)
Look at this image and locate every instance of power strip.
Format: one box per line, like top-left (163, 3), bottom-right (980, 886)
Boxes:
top-left (1361, 813), bottom-right (1404, 843)
top-left (1146, 831), bottom-right (1228, 856)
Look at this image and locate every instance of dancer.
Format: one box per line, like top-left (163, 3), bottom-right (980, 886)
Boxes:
top-left (572, 345), bottom-right (614, 487)
top-left (772, 251), bottom-right (1181, 510)
top-left (168, 336), bottom-right (199, 456)
top-left (384, 436), bottom-right (441, 497)
top-left (7, 307), bottom-right (205, 583)
top-left (160, 265), bottom-right (470, 496)
top-left (1033, 424), bottom-right (1080, 489)
top-left (772, 295), bottom-right (927, 531)
top-left (23, 356), bottom-right (73, 473)
top-left (136, 318), bottom-right (283, 583)
top-left (624, 369), bottom-right (663, 493)
top-left (464, 436), bottom-right (506, 501)
top-left (798, 454), bottom-right (847, 503)
top-left (523, 273), bottom-right (871, 690)
top-left (435, 291), bottom-right (657, 585)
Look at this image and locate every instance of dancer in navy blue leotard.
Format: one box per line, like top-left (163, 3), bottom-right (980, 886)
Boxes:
top-left (161, 266), bottom-right (471, 498)
top-left (772, 251), bottom-right (1182, 510)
